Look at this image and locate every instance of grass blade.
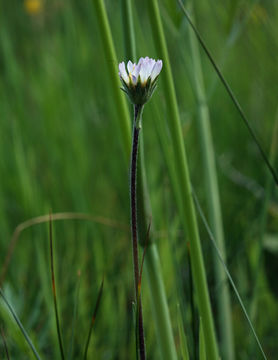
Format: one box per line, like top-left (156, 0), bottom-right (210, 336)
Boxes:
top-left (68, 270), bottom-right (82, 360)
top-left (138, 221), bottom-right (151, 294)
top-left (0, 289), bottom-right (41, 360)
top-left (148, 0), bottom-right (219, 357)
top-left (1, 326), bottom-right (10, 360)
top-left (121, 0), bottom-right (136, 61)
top-left (193, 191), bottom-right (268, 360)
top-left (178, 0), bottom-right (278, 185)
top-left (49, 214), bottom-right (65, 360)
top-left (187, 246), bottom-right (197, 360)
top-left (187, 4), bottom-right (234, 358)
top-left (199, 318), bottom-right (206, 360)
top-left (176, 304), bottom-right (190, 360)
top-left (83, 277), bottom-right (104, 360)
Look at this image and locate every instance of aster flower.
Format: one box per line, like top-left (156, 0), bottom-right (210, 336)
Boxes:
top-left (119, 57), bottom-right (163, 106)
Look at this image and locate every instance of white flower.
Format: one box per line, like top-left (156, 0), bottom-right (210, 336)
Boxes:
top-left (119, 57), bottom-right (163, 105)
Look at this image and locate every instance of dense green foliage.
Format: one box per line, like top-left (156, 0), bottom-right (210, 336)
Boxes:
top-left (0, 0), bottom-right (277, 359)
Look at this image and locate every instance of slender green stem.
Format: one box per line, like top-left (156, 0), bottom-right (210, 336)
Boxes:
top-left (131, 105), bottom-right (146, 360)
top-left (188, 5), bottom-right (235, 359)
top-left (131, 109), bottom-right (141, 293)
top-left (68, 272), bottom-right (81, 360)
top-left (83, 278), bottom-right (104, 360)
top-left (148, 1), bottom-right (219, 359)
top-left (0, 289), bottom-right (41, 360)
top-left (49, 216), bottom-right (65, 360)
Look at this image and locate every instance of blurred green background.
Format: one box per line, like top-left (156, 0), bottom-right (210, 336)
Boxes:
top-left (0, 0), bottom-right (278, 358)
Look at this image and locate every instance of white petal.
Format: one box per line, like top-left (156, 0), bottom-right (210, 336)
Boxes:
top-left (146, 58), bottom-right (156, 78)
top-left (137, 57), bottom-right (145, 66)
top-left (150, 60), bottom-right (163, 81)
top-left (127, 60), bottom-right (135, 74)
top-left (130, 74), bottom-right (138, 85)
top-left (133, 63), bottom-right (141, 78)
top-left (139, 65), bottom-right (148, 83)
top-left (119, 62), bottom-right (129, 83)
top-left (139, 58), bottom-right (153, 83)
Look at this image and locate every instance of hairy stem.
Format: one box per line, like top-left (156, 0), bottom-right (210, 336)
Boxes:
top-left (131, 104), bottom-right (145, 359)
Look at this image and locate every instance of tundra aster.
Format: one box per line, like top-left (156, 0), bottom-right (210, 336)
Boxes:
top-left (119, 57), bottom-right (163, 106)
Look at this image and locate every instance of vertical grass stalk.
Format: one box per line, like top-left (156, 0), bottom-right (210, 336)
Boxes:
top-left (121, 0), bottom-right (136, 63)
top-left (250, 111), bottom-right (278, 331)
top-left (187, 6), bottom-right (235, 359)
top-left (0, 289), bottom-right (41, 360)
top-left (94, 0), bottom-right (131, 161)
top-left (193, 192), bottom-right (268, 360)
top-left (0, 326), bottom-right (10, 360)
top-left (148, 1), bottom-right (219, 358)
top-left (49, 216), bottom-right (65, 360)
top-left (177, 0), bottom-right (278, 185)
top-left (94, 1), bottom-right (178, 359)
top-left (83, 278), bottom-right (104, 359)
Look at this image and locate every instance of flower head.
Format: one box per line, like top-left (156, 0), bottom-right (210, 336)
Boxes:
top-left (119, 57), bottom-right (163, 105)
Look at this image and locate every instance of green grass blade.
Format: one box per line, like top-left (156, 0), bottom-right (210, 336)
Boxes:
top-left (193, 191), bottom-right (268, 360)
top-left (249, 110), bottom-right (278, 351)
top-left (148, 0), bottom-right (219, 358)
top-left (94, 0), bottom-right (131, 163)
top-left (187, 4), bottom-right (234, 359)
top-left (83, 278), bottom-right (104, 360)
top-left (177, 304), bottom-right (190, 360)
top-left (68, 271), bottom-right (82, 360)
top-left (49, 215), bottom-right (65, 360)
top-left (0, 289), bottom-right (41, 360)
top-left (121, 0), bottom-right (136, 61)
top-left (178, 0), bottom-right (278, 185)
top-left (1, 326), bottom-right (10, 360)
top-left (199, 318), bottom-right (206, 360)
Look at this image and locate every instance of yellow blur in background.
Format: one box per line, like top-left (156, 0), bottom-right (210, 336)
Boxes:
top-left (24, 0), bottom-right (43, 15)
